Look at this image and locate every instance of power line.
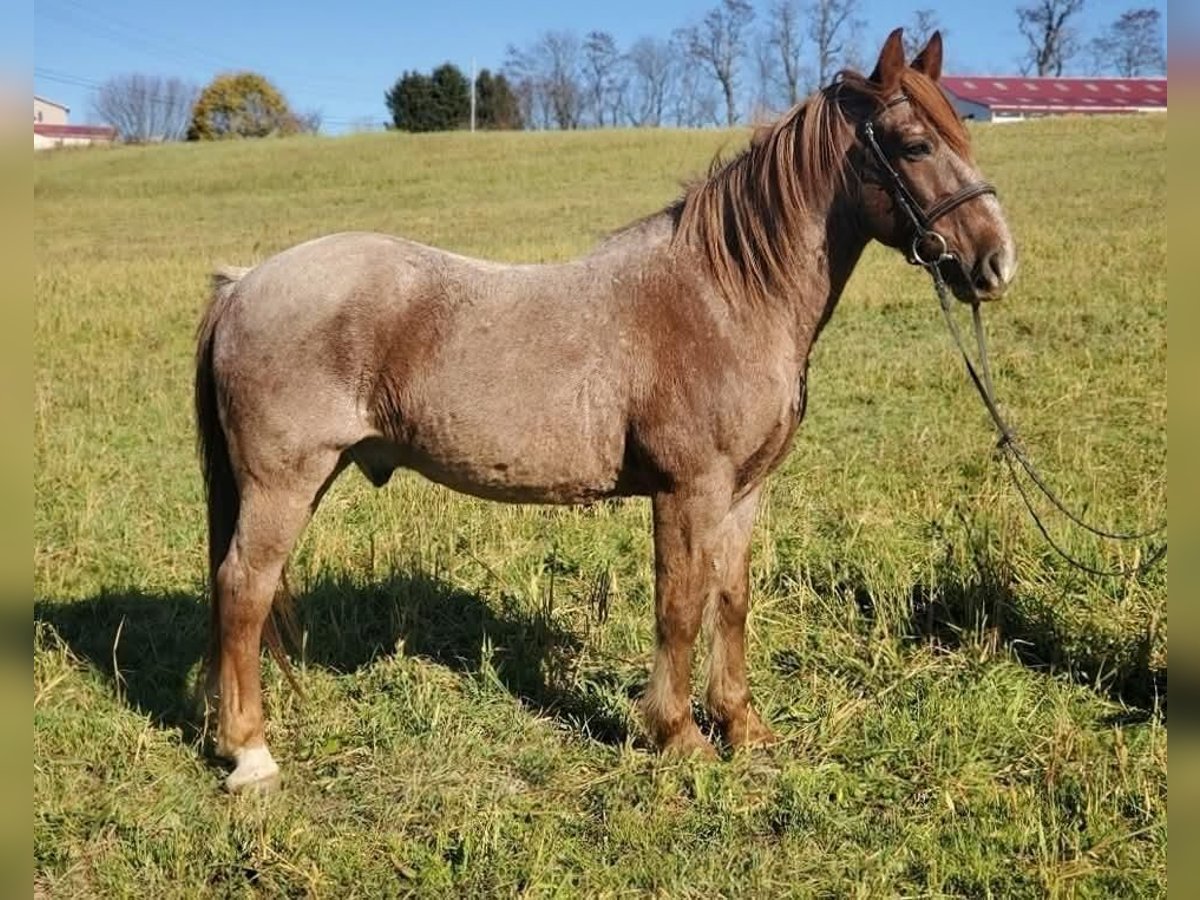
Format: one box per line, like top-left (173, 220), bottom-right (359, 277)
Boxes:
top-left (37, 0), bottom-right (371, 99)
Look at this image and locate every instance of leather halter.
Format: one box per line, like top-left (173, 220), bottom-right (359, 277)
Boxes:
top-left (861, 94), bottom-right (997, 267)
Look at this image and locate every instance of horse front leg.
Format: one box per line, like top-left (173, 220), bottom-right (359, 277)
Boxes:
top-left (704, 483), bottom-right (777, 749)
top-left (641, 479), bottom-right (732, 758)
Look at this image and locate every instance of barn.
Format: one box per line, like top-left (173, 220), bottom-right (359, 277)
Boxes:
top-left (941, 76), bottom-right (1168, 122)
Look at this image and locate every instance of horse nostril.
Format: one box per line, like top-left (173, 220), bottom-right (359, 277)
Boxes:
top-left (973, 250), bottom-right (1009, 293)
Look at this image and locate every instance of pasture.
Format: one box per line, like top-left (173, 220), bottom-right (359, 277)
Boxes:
top-left (35, 116), bottom-right (1165, 896)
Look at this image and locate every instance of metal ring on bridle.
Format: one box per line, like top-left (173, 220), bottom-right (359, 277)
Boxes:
top-left (910, 230), bottom-right (948, 267)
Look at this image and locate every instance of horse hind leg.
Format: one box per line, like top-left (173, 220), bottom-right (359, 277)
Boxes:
top-left (214, 453), bottom-right (342, 794)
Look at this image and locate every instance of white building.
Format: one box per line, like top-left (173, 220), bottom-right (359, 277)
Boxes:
top-left (34, 95), bottom-right (117, 150)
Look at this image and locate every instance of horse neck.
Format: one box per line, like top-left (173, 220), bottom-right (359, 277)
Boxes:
top-left (722, 186), bottom-right (870, 361)
top-left (796, 192), bottom-right (870, 349)
top-left (672, 117), bottom-right (871, 357)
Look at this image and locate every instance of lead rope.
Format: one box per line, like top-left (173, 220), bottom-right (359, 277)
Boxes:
top-left (926, 261), bottom-right (1167, 578)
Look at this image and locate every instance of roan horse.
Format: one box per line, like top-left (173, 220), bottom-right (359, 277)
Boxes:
top-left (196, 30), bottom-right (1016, 793)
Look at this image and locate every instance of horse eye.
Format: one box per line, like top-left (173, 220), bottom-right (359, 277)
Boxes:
top-left (904, 141), bottom-right (933, 161)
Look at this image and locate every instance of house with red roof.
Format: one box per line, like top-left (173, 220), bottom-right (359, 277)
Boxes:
top-left (34, 95), bottom-right (117, 150)
top-left (941, 76), bottom-right (1167, 122)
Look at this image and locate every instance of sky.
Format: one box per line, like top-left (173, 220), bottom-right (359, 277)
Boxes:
top-left (30, 0), bottom-right (1168, 133)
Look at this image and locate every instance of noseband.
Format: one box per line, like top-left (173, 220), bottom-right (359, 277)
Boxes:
top-left (861, 95), bottom-right (996, 267)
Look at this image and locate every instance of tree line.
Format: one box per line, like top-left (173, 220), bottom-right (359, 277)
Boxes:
top-left (385, 65), bottom-right (522, 131)
top-left (390, 0), bottom-right (1165, 132)
top-left (87, 0), bottom-right (1165, 141)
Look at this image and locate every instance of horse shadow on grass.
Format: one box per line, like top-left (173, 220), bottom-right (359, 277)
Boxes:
top-left (34, 568), bottom-right (633, 747)
top-left (791, 547), bottom-right (1166, 724)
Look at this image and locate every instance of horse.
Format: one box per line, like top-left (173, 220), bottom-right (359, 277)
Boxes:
top-left (195, 29), bottom-right (1017, 793)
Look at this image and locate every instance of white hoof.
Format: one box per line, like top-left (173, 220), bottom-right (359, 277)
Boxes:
top-left (224, 746), bottom-right (281, 795)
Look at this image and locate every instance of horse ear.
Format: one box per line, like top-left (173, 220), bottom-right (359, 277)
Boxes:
top-left (869, 28), bottom-right (906, 89)
top-left (911, 31), bottom-right (944, 82)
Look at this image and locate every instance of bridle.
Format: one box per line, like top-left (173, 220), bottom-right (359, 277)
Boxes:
top-left (859, 94), bottom-right (1166, 578)
top-left (860, 94), bottom-right (997, 268)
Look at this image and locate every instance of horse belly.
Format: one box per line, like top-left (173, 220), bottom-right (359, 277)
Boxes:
top-left (398, 385), bottom-right (628, 505)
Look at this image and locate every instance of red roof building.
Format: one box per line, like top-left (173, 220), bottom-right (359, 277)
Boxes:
top-left (34, 122), bottom-right (118, 150)
top-left (941, 76), bottom-right (1167, 121)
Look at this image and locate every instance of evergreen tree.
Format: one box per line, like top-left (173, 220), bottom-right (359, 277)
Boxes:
top-left (385, 71), bottom-right (434, 131)
top-left (429, 63), bottom-right (470, 129)
top-left (475, 69), bottom-right (523, 130)
top-left (386, 63), bottom-right (470, 132)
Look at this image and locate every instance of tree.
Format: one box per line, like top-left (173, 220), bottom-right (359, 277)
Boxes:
top-left (807, 0), bottom-right (863, 88)
top-left (294, 109), bottom-right (323, 135)
top-left (582, 30), bottom-right (623, 127)
top-left (386, 71), bottom-right (434, 131)
top-left (501, 46), bottom-right (540, 128)
top-left (538, 31), bottom-right (584, 129)
top-left (626, 36), bottom-right (677, 126)
top-left (1089, 8), bottom-right (1165, 76)
top-left (671, 30), bottom-right (721, 127)
top-left (1016, 0), bottom-right (1085, 76)
top-left (768, 1), bottom-right (806, 106)
top-left (475, 69), bottom-right (523, 130)
top-left (903, 9), bottom-right (943, 61)
top-left (505, 32), bottom-right (584, 129)
top-left (92, 74), bottom-right (197, 143)
top-left (187, 72), bottom-right (299, 140)
top-left (767, 1), bottom-right (806, 106)
top-left (385, 63), bottom-right (470, 132)
top-left (683, 0), bottom-right (756, 127)
top-left (750, 32), bottom-right (782, 118)
top-left (430, 63), bottom-right (471, 128)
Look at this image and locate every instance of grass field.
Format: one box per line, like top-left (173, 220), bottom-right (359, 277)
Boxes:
top-left (35, 115), bottom-right (1166, 897)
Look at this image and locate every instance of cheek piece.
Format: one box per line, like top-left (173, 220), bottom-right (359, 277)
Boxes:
top-left (860, 95), bottom-right (996, 267)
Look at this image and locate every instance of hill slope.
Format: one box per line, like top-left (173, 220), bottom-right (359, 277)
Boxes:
top-left (35, 117), bottom-right (1166, 897)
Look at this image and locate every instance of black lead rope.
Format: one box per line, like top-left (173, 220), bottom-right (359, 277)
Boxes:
top-left (863, 94), bottom-right (1166, 578)
top-left (927, 262), bottom-right (1167, 579)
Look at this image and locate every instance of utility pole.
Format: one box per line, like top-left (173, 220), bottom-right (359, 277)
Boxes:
top-left (470, 57), bottom-right (476, 133)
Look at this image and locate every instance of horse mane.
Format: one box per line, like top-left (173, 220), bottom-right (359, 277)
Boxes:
top-left (672, 67), bottom-right (970, 305)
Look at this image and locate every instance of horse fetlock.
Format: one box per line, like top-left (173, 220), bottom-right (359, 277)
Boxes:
top-left (224, 745), bottom-right (281, 795)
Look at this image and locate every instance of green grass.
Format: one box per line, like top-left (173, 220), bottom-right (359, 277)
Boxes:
top-left (35, 117), bottom-right (1166, 897)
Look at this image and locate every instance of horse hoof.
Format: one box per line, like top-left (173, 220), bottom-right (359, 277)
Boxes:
top-left (224, 746), bottom-right (281, 795)
top-left (722, 707), bottom-right (779, 749)
top-left (742, 708), bottom-right (779, 747)
top-left (661, 723), bottom-right (719, 760)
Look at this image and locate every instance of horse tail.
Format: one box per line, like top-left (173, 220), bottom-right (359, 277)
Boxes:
top-left (195, 265), bottom-right (301, 700)
top-left (195, 266), bottom-right (250, 695)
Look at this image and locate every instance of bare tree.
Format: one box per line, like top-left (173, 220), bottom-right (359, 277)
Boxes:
top-left (1088, 7), bottom-right (1165, 76)
top-left (682, 0), bottom-right (756, 126)
top-left (541, 31), bottom-right (584, 129)
top-left (503, 45), bottom-right (541, 128)
top-left (505, 32), bottom-right (584, 130)
top-left (1016, 0), bottom-right (1085, 76)
top-left (671, 31), bottom-right (721, 127)
top-left (807, 0), bottom-right (863, 88)
top-left (295, 109), bottom-right (323, 135)
top-left (903, 9), bottom-right (943, 60)
top-left (626, 36), bottom-right (677, 127)
top-left (583, 30), bottom-right (623, 127)
top-left (749, 32), bottom-right (782, 120)
top-left (767, 0), bottom-right (806, 106)
top-left (91, 74), bottom-right (197, 143)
